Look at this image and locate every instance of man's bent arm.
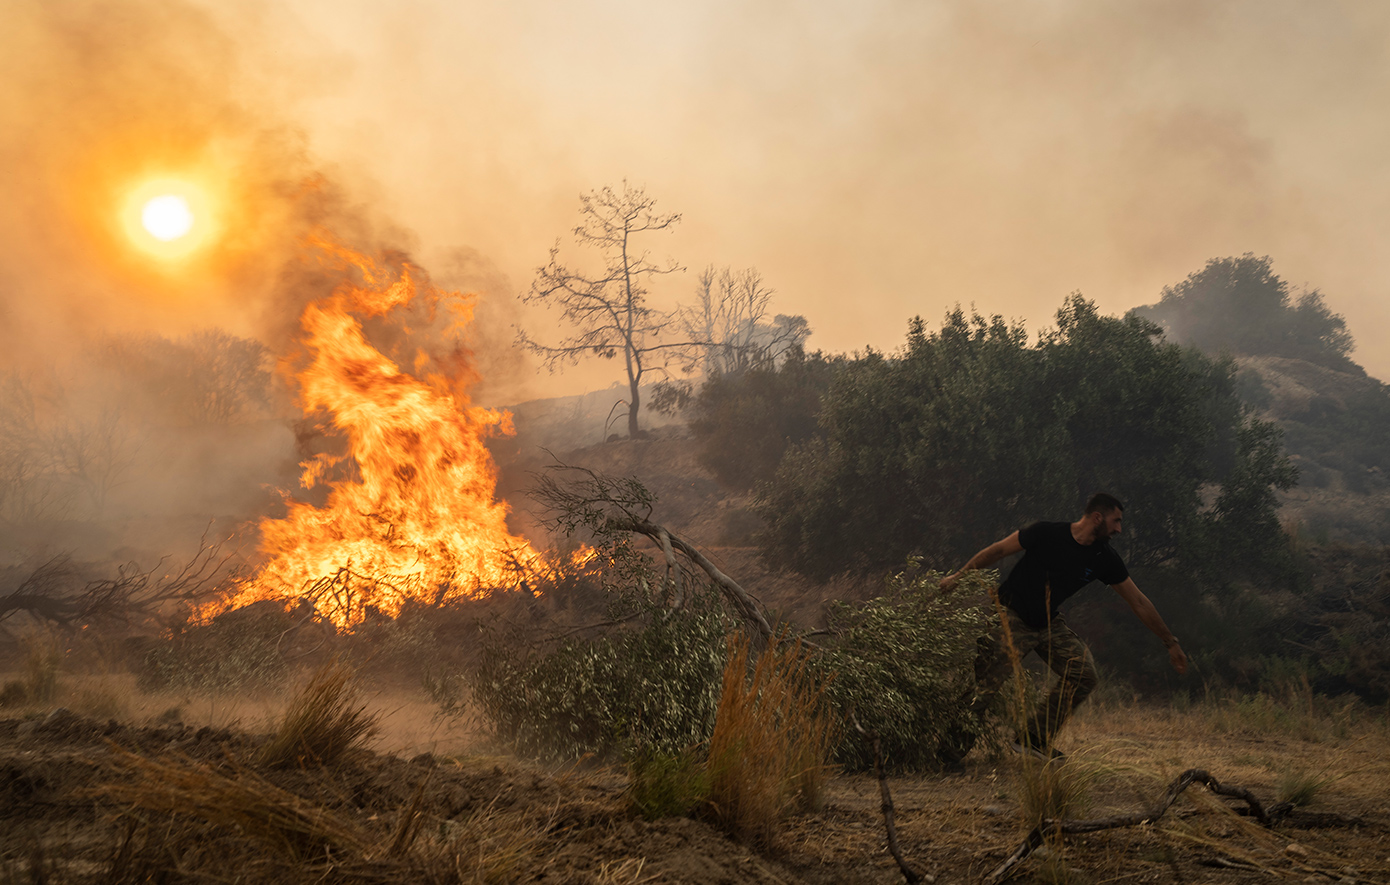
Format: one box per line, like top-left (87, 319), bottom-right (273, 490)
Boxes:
top-left (940, 532), bottom-right (1022, 592)
top-left (1111, 578), bottom-right (1188, 675)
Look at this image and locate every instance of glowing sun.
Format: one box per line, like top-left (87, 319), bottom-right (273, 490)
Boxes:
top-left (141, 194), bottom-right (194, 241)
top-left (120, 177), bottom-right (216, 262)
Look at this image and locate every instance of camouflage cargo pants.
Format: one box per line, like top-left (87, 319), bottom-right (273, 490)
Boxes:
top-left (972, 606), bottom-right (1099, 750)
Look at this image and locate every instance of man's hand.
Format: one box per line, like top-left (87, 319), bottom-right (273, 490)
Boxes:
top-left (942, 533), bottom-right (1022, 594)
top-left (1167, 641), bottom-right (1188, 675)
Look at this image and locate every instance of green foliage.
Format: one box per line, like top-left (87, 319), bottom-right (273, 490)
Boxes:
top-left (1131, 254), bottom-right (1357, 372)
top-left (757, 309), bottom-right (1070, 576)
top-left (474, 591), bottom-right (730, 760)
top-left (755, 296), bottom-right (1296, 583)
top-left (689, 348), bottom-right (842, 491)
top-left (817, 566), bottom-right (994, 771)
top-left (628, 748), bottom-right (710, 821)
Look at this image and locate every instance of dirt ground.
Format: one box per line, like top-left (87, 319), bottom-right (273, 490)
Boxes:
top-left (3, 683), bottom-right (1388, 885)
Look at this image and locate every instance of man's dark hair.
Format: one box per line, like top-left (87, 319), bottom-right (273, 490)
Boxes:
top-left (1084, 492), bottom-right (1124, 515)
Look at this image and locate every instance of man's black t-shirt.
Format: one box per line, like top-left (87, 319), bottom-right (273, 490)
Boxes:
top-left (997, 521), bottom-right (1129, 629)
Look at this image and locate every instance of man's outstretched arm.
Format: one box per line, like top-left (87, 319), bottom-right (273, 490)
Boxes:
top-left (939, 531), bottom-right (1022, 592)
top-left (1111, 578), bottom-right (1188, 675)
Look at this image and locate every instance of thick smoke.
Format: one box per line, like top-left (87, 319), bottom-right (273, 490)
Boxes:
top-left (0, 0), bottom-right (523, 567)
top-left (279, 0), bottom-right (1390, 379)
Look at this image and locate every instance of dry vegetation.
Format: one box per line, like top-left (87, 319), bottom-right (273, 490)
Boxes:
top-left (1, 625), bottom-right (1387, 884)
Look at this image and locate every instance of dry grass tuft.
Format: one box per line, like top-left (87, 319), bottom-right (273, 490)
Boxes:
top-left (1276, 766), bottom-right (1340, 807)
top-left (1017, 754), bottom-right (1105, 827)
top-left (706, 633), bottom-right (837, 846)
top-left (100, 750), bottom-right (369, 862)
top-left (415, 799), bottom-right (549, 884)
top-left (261, 659), bottom-right (381, 769)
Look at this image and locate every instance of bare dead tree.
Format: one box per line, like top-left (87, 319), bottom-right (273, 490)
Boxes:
top-left (49, 407), bottom-right (140, 515)
top-left (528, 462), bottom-right (774, 643)
top-left (678, 265), bottom-right (811, 378)
top-left (0, 372), bottom-right (73, 522)
top-left (519, 182), bottom-right (701, 438)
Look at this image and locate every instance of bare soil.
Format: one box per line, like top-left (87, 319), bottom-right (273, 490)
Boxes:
top-left (3, 698), bottom-right (1387, 884)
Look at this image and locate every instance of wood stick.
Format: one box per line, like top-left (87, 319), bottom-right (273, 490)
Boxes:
top-left (983, 769), bottom-right (1291, 885)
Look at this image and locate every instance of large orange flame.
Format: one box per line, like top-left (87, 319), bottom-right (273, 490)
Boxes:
top-left (211, 236), bottom-right (539, 627)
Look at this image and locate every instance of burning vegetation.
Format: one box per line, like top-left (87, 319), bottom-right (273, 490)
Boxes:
top-left (203, 236), bottom-right (550, 629)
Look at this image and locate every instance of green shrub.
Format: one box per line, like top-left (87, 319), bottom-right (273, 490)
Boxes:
top-left (817, 565), bottom-right (994, 771)
top-left (474, 592), bottom-right (730, 760)
top-left (628, 748), bottom-right (710, 821)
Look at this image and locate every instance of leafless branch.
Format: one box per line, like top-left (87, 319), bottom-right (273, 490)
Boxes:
top-left (852, 711), bottom-right (930, 884)
top-left (983, 769), bottom-right (1293, 885)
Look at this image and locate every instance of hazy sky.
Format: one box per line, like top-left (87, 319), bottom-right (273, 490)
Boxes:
top-left (6, 0), bottom-right (1390, 400)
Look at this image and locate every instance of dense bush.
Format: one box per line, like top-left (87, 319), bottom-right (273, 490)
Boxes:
top-left (688, 348), bottom-right (842, 491)
top-left (138, 605), bottom-right (290, 693)
top-left (755, 296), bottom-right (1297, 584)
top-left (1131, 254), bottom-right (1357, 373)
top-left (474, 590), bottom-right (731, 760)
top-left (816, 565), bottom-right (997, 771)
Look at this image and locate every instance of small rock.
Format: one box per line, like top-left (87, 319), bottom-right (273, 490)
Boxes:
top-left (1285, 842), bottom-right (1308, 859)
top-left (983, 805), bottom-right (1008, 816)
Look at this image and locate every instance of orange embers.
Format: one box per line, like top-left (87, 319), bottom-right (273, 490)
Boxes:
top-left (212, 236), bottom-right (538, 628)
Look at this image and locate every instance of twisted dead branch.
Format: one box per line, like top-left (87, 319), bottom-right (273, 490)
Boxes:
top-left (528, 462), bottom-right (774, 642)
top-left (983, 768), bottom-right (1294, 885)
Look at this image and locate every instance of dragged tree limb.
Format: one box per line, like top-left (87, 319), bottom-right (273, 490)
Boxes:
top-left (609, 516), bottom-right (773, 643)
top-left (852, 713), bottom-right (929, 885)
top-left (984, 769), bottom-right (1293, 885)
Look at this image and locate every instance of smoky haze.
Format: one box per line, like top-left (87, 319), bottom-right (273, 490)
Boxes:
top-left (0, 0), bottom-right (523, 565)
top-left (275, 0), bottom-right (1390, 384)
top-left (3, 0), bottom-right (1389, 562)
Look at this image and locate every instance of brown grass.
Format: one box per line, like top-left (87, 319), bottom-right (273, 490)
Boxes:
top-left (93, 750), bottom-right (551, 883)
top-left (260, 659), bottom-right (381, 769)
top-left (706, 633), bottom-right (837, 846)
top-left (100, 749), bottom-right (369, 862)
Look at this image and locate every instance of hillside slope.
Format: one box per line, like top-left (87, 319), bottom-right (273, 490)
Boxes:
top-left (1236, 355), bottom-right (1390, 544)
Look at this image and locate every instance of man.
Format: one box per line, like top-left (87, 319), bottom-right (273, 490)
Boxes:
top-left (940, 493), bottom-right (1187, 760)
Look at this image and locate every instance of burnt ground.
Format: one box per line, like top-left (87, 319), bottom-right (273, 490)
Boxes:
top-left (3, 699), bottom-right (1388, 884)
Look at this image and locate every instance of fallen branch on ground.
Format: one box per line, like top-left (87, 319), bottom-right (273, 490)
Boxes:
top-left (983, 768), bottom-right (1294, 885)
top-left (852, 712), bottom-right (929, 885)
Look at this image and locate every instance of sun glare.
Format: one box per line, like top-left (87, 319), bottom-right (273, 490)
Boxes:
top-left (142, 194), bottom-right (194, 241)
top-left (120, 177), bottom-right (216, 263)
